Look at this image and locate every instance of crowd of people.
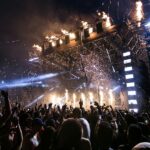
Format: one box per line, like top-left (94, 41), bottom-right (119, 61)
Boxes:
top-left (0, 90), bottom-right (150, 150)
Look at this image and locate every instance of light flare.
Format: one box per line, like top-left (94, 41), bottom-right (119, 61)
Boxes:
top-left (65, 89), bottom-right (69, 104)
top-left (73, 93), bottom-right (76, 108)
top-left (135, 1), bottom-right (144, 21)
top-left (89, 92), bottom-right (94, 103)
top-left (33, 44), bottom-right (42, 52)
top-left (81, 93), bottom-right (86, 108)
top-left (81, 21), bottom-right (89, 29)
top-left (61, 29), bottom-right (69, 35)
top-left (99, 90), bottom-right (104, 106)
top-left (102, 12), bottom-right (112, 28)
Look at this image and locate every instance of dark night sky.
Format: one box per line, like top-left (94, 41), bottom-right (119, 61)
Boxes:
top-left (0, 0), bottom-right (150, 80)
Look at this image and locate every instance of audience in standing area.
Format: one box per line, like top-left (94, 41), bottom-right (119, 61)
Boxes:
top-left (0, 90), bottom-right (150, 150)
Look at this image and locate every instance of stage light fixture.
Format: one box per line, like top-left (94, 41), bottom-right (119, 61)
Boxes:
top-left (129, 108), bottom-right (138, 113)
top-left (124, 66), bottom-right (133, 72)
top-left (123, 51), bottom-right (131, 57)
top-left (126, 82), bottom-right (135, 87)
top-left (124, 59), bottom-right (132, 64)
top-left (125, 74), bottom-right (134, 79)
top-left (128, 91), bottom-right (136, 96)
top-left (88, 27), bottom-right (94, 34)
top-left (128, 100), bottom-right (138, 105)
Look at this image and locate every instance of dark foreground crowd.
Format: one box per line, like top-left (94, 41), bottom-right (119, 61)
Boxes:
top-left (0, 91), bottom-right (150, 150)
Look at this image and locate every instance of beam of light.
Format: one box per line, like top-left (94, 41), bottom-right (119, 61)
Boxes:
top-left (13, 73), bottom-right (59, 84)
top-left (81, 93), bottom-right (86, 108)
top-left (33, 44), bottom-right (42, 52)
top-left (25, 94), bottom-right (45, 108)
top-left (0, 73), bottom-right (62, 89)
top-left (0, 81), bottom-right (43, 89)
top-left (109, 89), bottom-right (113, 106)
top-left (29, 57), bottom-right (39, 62)
top-left (25, 87), bottom-right (55, 108)
top-left (112, 86), bottom-right (120, 92)
top-left (89, 92), bottom-right (94, 104)
top-left (73, 93), bottom-right (76, 108)
top-left (145, 22), bottom-right (150, 28)
top-left (99, 90), bottom-right (104, 106)
top-left (65, 89), bottom-right (69, 104)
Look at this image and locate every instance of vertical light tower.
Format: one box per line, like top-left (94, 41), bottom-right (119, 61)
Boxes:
top-left (123, 51), bottom-right (138, 112)
top-left (123, 0), bottom-right (144, 113)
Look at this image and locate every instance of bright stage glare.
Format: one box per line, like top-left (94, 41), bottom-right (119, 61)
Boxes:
top-left (128, 91), bottom-right (136, 96)
top-left (124, 59), bottom-right (132, 64)
top-left (128, 99), bottom-right (138, 105)
top-left (125, 74), bottom-right (134, 79)
top-left (123, 52), bottom-right (131, 57)
top-left (145, 22), bottom-right (150, 28)
top-left (69, 32), bottom-right (76, 40)
top-left (124, 66), bottom-right (133, 72)
top-left (126, 82), bottom-right (135, 87)
top-left (89, 27), bottom-right (94, 34)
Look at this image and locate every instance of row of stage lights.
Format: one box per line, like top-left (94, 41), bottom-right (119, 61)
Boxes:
top-left (123, 51), bottom-right (138, 113)
top-left (43, 12), bottom-right (112, 50)
top-left (32, 0), bottom-right (144, 52)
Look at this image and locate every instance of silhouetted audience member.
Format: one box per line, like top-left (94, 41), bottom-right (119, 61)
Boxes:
top-left (56, 118), bottom-right (91, 150)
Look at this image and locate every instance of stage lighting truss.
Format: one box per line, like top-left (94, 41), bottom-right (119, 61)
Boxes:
top-left (29, 24), bottom-right (147, 86)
